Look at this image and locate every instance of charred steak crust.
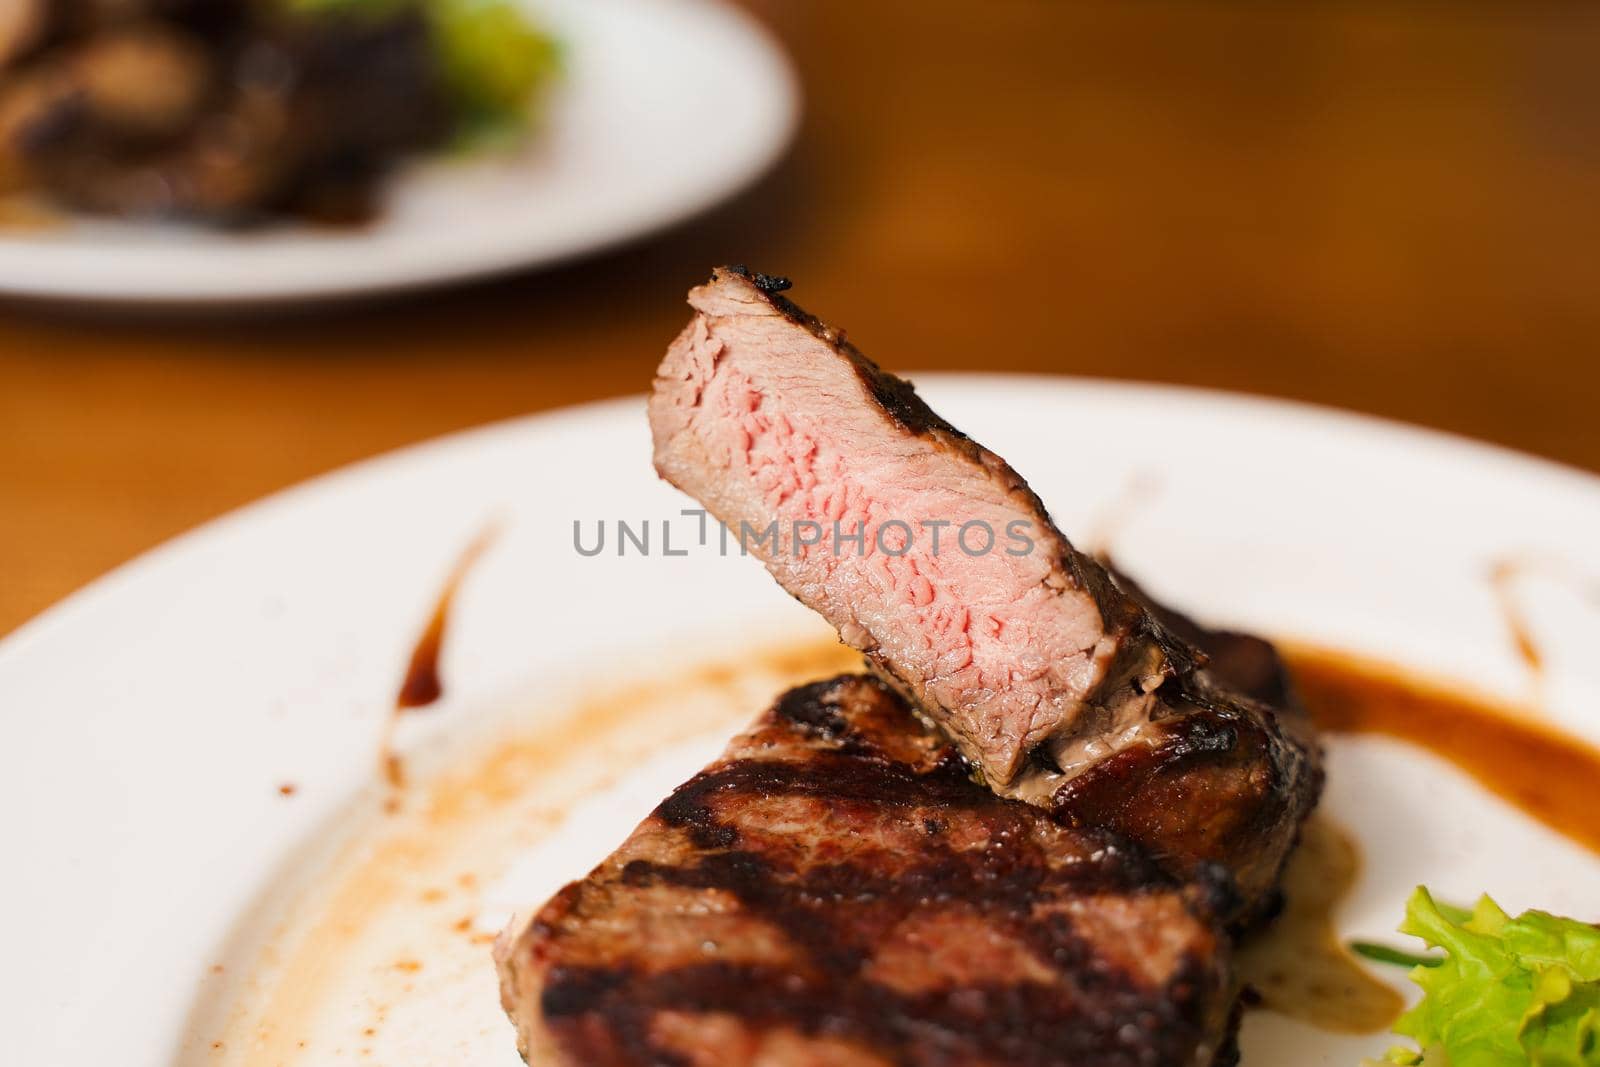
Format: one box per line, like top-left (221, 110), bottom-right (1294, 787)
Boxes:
top-left (648, 268), bottom-right (1321, 914)
top-left (1052, 684), bottom-right (1311, 924)
top-left (498, 676), bottom-right (1236, 1067)
top-left (1069, 566), bottom-right (1325, 919)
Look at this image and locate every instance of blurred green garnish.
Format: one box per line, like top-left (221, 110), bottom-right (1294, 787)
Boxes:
top-left (430, 0), bottom-right (560, 131)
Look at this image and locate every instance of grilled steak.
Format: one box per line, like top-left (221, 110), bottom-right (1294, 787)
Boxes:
top-left (1054, 569), bottom-right (1321, 915)
top-left (496, 675), bottom-right (1236, 1067)
top-left (648, 268), bottom-right (1319, 909)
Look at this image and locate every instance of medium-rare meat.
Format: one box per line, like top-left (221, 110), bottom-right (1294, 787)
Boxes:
top-left (650, 268), bottom-right (1187, 796)
top-left (648, 267), bottom-right (1320, 910)
top-left (496, 675), bottom-right (1237, 1067)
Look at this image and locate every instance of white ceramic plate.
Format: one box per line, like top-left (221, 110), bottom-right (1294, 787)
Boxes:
top-left (0, 0), bottom-right (797, 304)
top-left (5, 376), bottom-right (1600, 1066)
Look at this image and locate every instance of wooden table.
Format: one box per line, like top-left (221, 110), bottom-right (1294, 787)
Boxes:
top-left (3, 1), bottom-right (1598, 637)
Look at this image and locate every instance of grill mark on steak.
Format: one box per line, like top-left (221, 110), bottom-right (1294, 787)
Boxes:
top-left (540, 961), bottom-right (1220, 1067)
top-left (648, 268), bottom-right (1321, 914)
top-left (498, 676), bottom-right (1234, 1067)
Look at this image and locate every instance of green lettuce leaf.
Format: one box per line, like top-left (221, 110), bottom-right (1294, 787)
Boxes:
top-left (1379, 887), bottom-right (1600, 1066)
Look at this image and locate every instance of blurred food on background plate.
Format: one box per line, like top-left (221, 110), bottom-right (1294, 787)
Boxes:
top-left (0, 0), bottom-right (559, 225)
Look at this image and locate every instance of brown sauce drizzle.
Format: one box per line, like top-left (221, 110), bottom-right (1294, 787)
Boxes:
top-left (382, 523), bottom-right (500, 794)
top-left (1288, 644), bottom-right (1600, 855)
top-left (1489, 558), bottom-right (1547, 682)
top-left (396, 530), bottom-right (495, 710)
top-left (1236, 817), bottom-right (1403, 1033)
top-left (1487, 553), bottom-right (1600, 711)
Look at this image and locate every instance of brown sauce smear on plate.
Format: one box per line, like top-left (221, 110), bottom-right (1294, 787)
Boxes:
top-left (1485, 553), bottom-right (1600, 710)
top-left (383, 524), bottom-right (500, 794)
top-left (208, 638), bottom-right (862, 1065)
top-left (396, 526), bottom-right (499, 711)
top-left (1289, 645), bottom-right (1600, 854)
top-left (1488, 558), bottom-right (1547, 682)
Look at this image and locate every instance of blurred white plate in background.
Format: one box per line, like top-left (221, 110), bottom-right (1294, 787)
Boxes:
top-left (4, 377), bottom-right (1600, 1064)
top-left (0, 0), bottom-right (798, 304)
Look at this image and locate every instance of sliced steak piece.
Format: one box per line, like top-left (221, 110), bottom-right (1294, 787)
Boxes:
top-left (648, 268), bottom-right (1320, 910)
top-left (496, 675), bottom-right (1237, 1067)
top-left (650, 267), bottom-right (1193, 797)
